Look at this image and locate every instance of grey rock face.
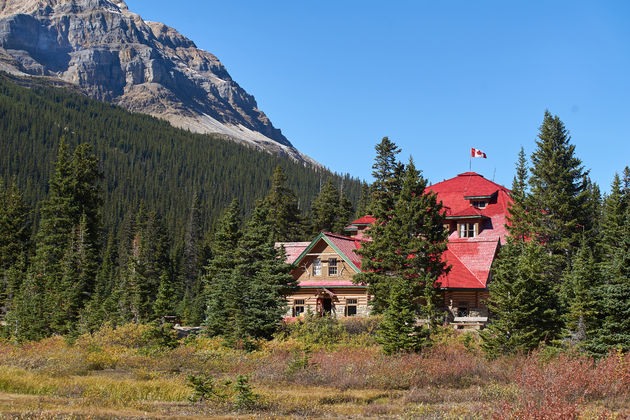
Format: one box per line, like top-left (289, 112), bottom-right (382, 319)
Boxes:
top-left (0, 0), bottom-right (313, 162)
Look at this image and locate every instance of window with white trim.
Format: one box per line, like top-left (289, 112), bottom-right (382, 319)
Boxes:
top-left (471, 200), bottom-right (487, 209)
top-left (459, 223), bottom-right (476, 238)
top-left (328, 258), bottom-right (338, 276)
top-left (293, 299), bottom-right (305, 316)
top-left (312, 259), bottom-right (322, 276)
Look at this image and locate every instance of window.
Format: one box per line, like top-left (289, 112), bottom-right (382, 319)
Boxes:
top-left (471, 200), bottom-right (487, 209)
top-left (328, 258), bottom-right (338, 275)
top-left (346, 298), bottom-right (358, 316)
top-left (459, 223), bottom-right (475, 238)
top-left (456, 301), bottom-right (469, 317)
top-left (293, 299), bottom-right (305, 316)
top-left (312, 259), bottom-right (321, 276)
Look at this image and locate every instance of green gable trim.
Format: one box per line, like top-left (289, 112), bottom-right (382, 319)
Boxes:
top-left (351, 222), bottom-right (372, 226)
top-left (293, 232), bottom-right (361, 273)
top-left (344, 227), bottom-right (358, 231)
top-left (439, 287), bottom-right (488, 291)
top-left (463, 195), bottom-right (493, 200)
top-left (445, 215), bottom-right (488, 220)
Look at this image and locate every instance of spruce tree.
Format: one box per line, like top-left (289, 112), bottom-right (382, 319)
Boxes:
top-left (311, 178), bottom-right (341, 234)
top-left (559, 237), bottom-right (599, 345)
top-left (585, 203), bottom-right (630, 355)
top-left (154, 271), bottom-right (177, 321)
top-left (527, 111), bottom-right (588, 261)
top-left (0, 178), bottom-right (30, 315)
top-left (378, 277), bottom-right (425, 354)
top-left (367, 137), bottom-right (404, 219)
top-left (356, 158), bottom-right (448, 331)
top-left (204, 199), bottom-right (242, 336)
top-left (481, 240), bottom-right (561, 357)
top-left (229, 204), bottom-right (296, 342)
top-left (507, 147), bottom-right (532, 242)
top-left (263, 166), bottom-right (303, 241)
top-left (355, 182), bottom-right (370, 218)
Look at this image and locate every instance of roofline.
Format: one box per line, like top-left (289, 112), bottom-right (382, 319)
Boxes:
top-left (351, 223), bottom-right (372, 226)
top-left (293, 232), bottom-right (361, 273)
top-left (439, 287), bottom-right (489, 291)
top-left (445, 215), bottom-right (488, 220)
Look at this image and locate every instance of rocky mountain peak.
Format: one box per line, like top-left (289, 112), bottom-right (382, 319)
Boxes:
top-left (0, 0), bottom-right (315, 164)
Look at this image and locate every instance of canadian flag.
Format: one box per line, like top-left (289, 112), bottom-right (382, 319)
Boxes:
top-left (471, 148), bottom-right (487, 158)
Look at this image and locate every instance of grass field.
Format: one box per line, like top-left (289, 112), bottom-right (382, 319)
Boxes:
top-left (0, 320), bottom-right (628, 419)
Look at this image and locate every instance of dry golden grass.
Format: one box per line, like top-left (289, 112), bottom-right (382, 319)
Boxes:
top-left (0, 323), bottom-right (626, 419)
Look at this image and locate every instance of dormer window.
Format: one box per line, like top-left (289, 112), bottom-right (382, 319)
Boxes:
top-left (471, 200), bottom-right (487, 209)
top-left (459, 223), bottom-right (476, 238)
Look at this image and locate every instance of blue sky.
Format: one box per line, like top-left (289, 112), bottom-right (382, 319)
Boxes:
top-left (126, 0), bottom-right (629, 191)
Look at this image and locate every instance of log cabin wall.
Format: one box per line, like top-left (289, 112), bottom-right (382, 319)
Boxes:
top-left (440, 290), bottom-right (490, 319)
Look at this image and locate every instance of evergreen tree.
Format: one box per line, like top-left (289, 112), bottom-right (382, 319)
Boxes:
top-left (356, 158), bottom-right (448, 329)
top-left (228, 204), bottom-right (296, 342)
top-left (263, 166), bottom-right (303, 241)
top-left (355, 182), bottom-right (370, 218)
top-left (310, 179), bottom-right (355, 235)
top-left (0, 178), bottom-right (30, 271)
top-left (527, 111), bottom-right (588, 261)
top-left (481, 240), bottom-right (561, 357)
top-left (0, 178), bottom-right (30, 315)
top-left (334, 192), bottom-right (354, 234)
top-left (178, 193), bottom-right (205, 324)
top-left (507, 147), bottom-right (531, 242)
top-left (311, 178), bottom-right (340, 234)
top-left (154, 271), bottom-right (177, 320)
top-left (559, 236), bottom-right (599, 345)
top-left (585, 201), bottom-right (630, 355)
top-left (378, 277), bottom-right (425, 354)
top-left (204, 200), bottom-right (242, 336)
top-left (367, 137), bottom-right (404, 219)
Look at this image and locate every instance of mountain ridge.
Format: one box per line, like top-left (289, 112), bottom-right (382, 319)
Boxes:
top-left (0, 0), bottom-right (316, 164)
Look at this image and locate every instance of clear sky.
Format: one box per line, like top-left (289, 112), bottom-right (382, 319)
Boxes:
top-left (125, 0), bottom-right (629, 191)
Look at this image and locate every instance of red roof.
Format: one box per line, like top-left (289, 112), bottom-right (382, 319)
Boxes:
top-left (438, 239), bottom-right (499, 289)
top-left (348, 215), bottom-right (376, 225)
top-left (276, 242), bottom-right (310, 264)
top-left (427, 172), bottom-right (512, 244)
top-left (321, 232), bottom-right (363, 270)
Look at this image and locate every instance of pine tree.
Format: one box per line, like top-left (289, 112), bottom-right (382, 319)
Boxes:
top-left (263, 166), bottom-right (303, 241)
top-left (480, 240), bottom-right (561, 357)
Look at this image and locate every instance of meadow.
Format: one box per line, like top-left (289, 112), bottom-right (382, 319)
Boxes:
top-left (0, 318), bottom-right (628, 419)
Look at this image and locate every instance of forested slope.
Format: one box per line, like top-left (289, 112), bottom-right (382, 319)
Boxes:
top-left (0, 73), bottom-right (361, 240)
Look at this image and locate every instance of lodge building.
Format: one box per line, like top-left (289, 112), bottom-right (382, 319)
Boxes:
top-left (278, 172), bottom-right (512, 329)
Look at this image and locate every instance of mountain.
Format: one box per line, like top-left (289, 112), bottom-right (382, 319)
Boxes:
top-left (0, 0), bottom-right (313, 163)
top-left (0, 73), bottom-right (361, 240)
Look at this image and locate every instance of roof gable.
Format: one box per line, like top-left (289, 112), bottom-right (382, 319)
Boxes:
top-left (293, 232), bottom-right (362, 273)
